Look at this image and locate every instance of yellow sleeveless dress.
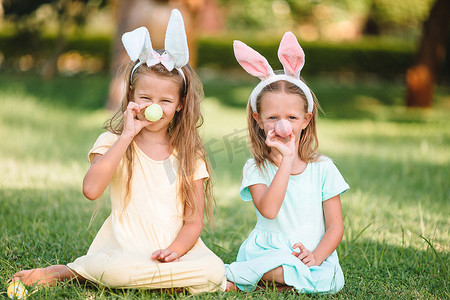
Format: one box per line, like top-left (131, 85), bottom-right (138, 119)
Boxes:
top-left (67, 132), bottom-right (226, 294)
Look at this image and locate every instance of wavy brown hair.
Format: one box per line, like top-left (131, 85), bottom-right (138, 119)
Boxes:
top-left (247, 79), bottom-right (322, 170)
top-left (104, 53), bottom-right (215, 226)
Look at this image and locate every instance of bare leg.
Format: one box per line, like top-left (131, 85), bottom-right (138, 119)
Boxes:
top-left (261, 266), bottom-right (285, 284)
top-left (13, 265), bottom-right (85, 286)
top-left (259, 266), bottom-right (292, 291)
top-left (226, 267), bottom-right (292, 292)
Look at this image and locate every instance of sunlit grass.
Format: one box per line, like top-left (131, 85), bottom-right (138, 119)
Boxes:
top-left (0, 73), bottom-right (449, 298)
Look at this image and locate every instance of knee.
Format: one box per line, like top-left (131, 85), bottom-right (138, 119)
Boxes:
top-left (99, 264), bottom-right (135, 287)
top-left (200, 255), bottom-right (226, 286)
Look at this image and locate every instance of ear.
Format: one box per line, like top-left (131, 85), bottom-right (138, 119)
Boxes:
top-left (252, 111), bottom-right (263, 129)
top-left (233, 41), bottom-right (274, 80)
top-left (165, 9), bottom-right (189, 68)
top-left (278, 31), bottom-right (305, 78)
top-left (302, 112), bottom-right (313, 129)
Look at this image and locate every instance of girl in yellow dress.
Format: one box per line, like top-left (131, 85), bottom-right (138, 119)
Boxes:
top-left (12, 9), bottom-right (226, 294)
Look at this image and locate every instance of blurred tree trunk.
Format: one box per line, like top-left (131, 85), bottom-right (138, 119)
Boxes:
top-left (362, 1), bottom-right (380, 36)
top-left (405, 0), bottom-right (450, 108)
top-left (41, 7), bottom-right (67, 80)
top-left (106, 0), bottom-right (203, 111)
top-left (40, 0), bottom-right (95, 80)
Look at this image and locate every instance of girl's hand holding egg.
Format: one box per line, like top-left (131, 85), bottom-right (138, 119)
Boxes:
top-left (266, 120), bottom-right (295, 158)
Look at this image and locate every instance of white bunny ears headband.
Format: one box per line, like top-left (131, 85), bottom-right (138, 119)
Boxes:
top-left (233, 32), bottom-right (314, 113)
top-left (122, 9), bottom-right (189, 83)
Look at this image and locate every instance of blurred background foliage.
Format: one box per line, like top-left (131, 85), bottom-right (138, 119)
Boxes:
top-left (0, 0), bottom-right (442, 70)
top-left (218, 0), bottom-right (434, 39)
top-left (0, 0), bottom-right (448, 107)
top-left (2, 0), bottom-right (435, 37)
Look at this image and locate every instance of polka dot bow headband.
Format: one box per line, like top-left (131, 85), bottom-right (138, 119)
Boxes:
top-left (122, 9), bottom-right (189, 83)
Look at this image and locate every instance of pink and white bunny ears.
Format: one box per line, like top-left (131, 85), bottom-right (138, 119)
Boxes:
top-left (233, 32), bottom-right (313, 113)
top-left (122, 9), bottom-right (189, 82)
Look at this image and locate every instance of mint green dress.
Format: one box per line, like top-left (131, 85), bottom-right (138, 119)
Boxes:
top-left (226, 157), bottom-right (349, 294)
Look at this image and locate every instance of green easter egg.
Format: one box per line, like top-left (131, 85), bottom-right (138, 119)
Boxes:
top-left (145, 104), bottom-right (163, 122)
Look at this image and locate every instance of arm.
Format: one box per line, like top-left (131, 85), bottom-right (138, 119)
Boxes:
top-left (249, 130), bottom-right (295, 219)
top-left (82, 102), bottom-right (151, 200)
top-left (82, 135), bottom-right (133, 200)
top-left (293, 195), bottom-right (344, 266)
top-left (152, 179), bottom-right (205, 262)
top-left (313, 195), bottom-right (344, 264)
top-left (249, 155), bottom-right (293, 219)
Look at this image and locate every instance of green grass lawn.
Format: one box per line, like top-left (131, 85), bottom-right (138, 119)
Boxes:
top-left (0, 73), bottom-right (449, 299)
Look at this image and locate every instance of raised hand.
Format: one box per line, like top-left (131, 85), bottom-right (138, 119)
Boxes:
top-left (265, 128), bottom-right (296, 158)
top-left (152, 249), bottom-right (180, 263)
top-left (292, 242), bottom-right (317, 267)
top-left (122, 102), bottom-right (152, 138)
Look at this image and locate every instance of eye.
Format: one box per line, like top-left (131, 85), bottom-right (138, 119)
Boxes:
top-left (289, 116), bottom-right (297, 120)
top-left (268, 116), bottom-right (277, 120)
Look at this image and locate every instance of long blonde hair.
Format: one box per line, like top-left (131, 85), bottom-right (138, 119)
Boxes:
top-left (247, 79), bottom-right (322, 170)
top-left (104, 55), bottom-right (215, 225)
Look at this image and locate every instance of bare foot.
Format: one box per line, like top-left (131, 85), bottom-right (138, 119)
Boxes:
top-left (226, 281), bottom-right (238, 291)
top-left (13, 265), bottom-right (82, 286)
top-left (13, 268), bottom-right (58, 286)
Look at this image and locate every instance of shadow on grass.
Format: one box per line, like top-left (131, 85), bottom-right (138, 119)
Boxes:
top-left (0, 187), bottom-right (107, 272)
top-left (0, 73), bottom-right (109, 110)
top-left (204, 201), bottom-right (449, 298)
top-left (338, 238), bottom-right (448, 298)
top-left (331, 152), bottom-right (449, 207)
top-left (1, 184), bottom-right (448, 298)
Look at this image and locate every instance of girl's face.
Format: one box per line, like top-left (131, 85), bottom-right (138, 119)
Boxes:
top-left (132, 73), bottom-right (183, 131)
top-left (253, 91), bottom-right (312, 143)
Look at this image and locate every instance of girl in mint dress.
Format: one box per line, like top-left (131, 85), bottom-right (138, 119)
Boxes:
top-left (225, 32), bottom-right (349, 294)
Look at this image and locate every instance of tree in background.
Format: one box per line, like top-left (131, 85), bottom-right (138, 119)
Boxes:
top-left (361, 0), bottom-right (434, 37)
top-left (217, 0), bottom-right (365, 40)
top-left (405, 0), bottom-right (450, 108)
top-left (2, 0), bottom-right (107, 79)
top-left (2, 0), bottom-right (447, 109)
top-left (216, 0), bottom-right (434, 42)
